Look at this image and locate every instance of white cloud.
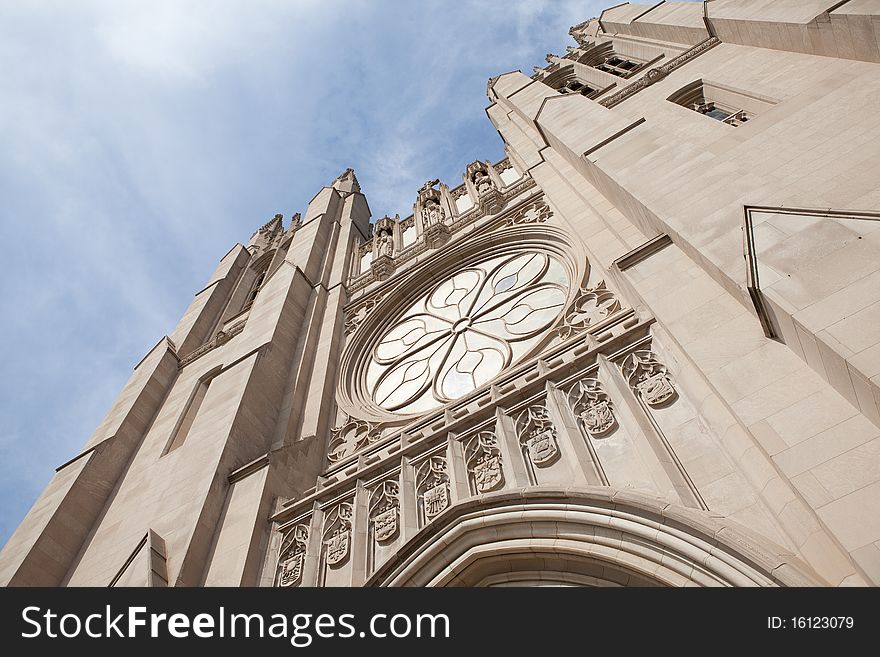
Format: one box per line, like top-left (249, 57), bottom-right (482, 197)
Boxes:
top-left (0, 0), bottom-right (607, 545)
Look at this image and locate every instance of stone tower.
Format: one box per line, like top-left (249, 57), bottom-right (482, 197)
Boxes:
top-left (4, 1), bottom-right (880, 587)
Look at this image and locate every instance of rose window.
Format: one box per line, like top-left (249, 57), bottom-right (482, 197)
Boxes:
top-left (366, 252), bottom-right (569, 415)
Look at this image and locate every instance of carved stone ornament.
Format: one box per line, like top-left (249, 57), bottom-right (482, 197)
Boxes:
top-left (421, 220), bottom-right (450, 248)
top-left (369, 479), bottom-right (400, 543)
top-left (323, 503), bottom-right (353, 566)
top-left (327, 417), bottom-right (380, 463)
top-left (568, 378), bottom-right (616, 437)
top-left (557, 280), bottom-right (621, 339)
top-left (464, 431), bottom-right (504, 493)
top-left (516, 404), bottom-right (560, 467)
top-left (344, 297), bottom-right (379, 336)
top-left (421, 198), bottom-right (445, 230)
top-left (622, 350), bottom-right (677, 407)
top-left (504, 198), bottom-right (551, 226)
top-left (420, 179), bottom-right (440, 194)
top-left (277, 523), bottom-right (308, 587)
top-left (416, 456), bottom-right (450, 522)
top-left (423, 483), bottom-right (449, 519)
top-left (377, 231), bottom-right (394, 258)
top-left (326, 531), bottom-right (349, 566)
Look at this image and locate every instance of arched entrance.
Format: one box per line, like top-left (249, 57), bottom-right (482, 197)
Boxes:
top-left (366, 488), bottom-right (824, 587)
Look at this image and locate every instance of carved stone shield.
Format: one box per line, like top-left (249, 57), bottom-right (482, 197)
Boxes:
top-left (373, 506), bottom-right (398, 542)
top-left (279, 551), bottom-right (304, 587)
top-left (526, 429), bottom-right (558, 466)
top-left (474, 454), bottom-right (503, 492)
top-left (325, 530), bottom-right (350, 565)
top-left (637, 372), bottom-right (675, 406)
top-left (582, 400), bottom-right (615, 436)
top-left (423, 483), bottom-right (449, 520)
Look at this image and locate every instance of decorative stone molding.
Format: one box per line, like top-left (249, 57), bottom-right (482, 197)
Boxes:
top-left (369, 479), bottom-right (400, 543)
top-left (322, 503), bottom-right (353, 566)
top-left (463, 431), bottom-right (504, 494)
top-left (421, 221), bottom-right (450, 248)
top-left (344, 297), bottom-right (379, 336)
top-left (567, 378), bottom-right (616, 437)
top-left (504, 198), bottom-right (550, 227)
top-left (557, 280), bottom-right (621, 339)
top-left (178, 319), bottom-right (248, 369)
top-left (276, 314), bottom-right (656, 524)
top-left (599, 37), bottom-right (720, 109)
top-left (347, 177), bottom-right (538, 293)
top-left (415, 456), bottom-right (449, 524)
top-left (492, 158), bottom-right (513, 174)
top-left (276, 523), bottom-right (309, 587)
top-left (516, 403), bottom-right (560, 467)
top-left (366, 489), bottom-right (826, 587)
top-left (327, 417), bottom-right (381, 464)
top-left (370, 254), bottom-right (395, 280)
top-left (622, 350), bottom-right (677, 407)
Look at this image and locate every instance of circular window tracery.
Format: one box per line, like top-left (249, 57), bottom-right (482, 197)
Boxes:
top-left (365, 251), bottom-right (569, 415)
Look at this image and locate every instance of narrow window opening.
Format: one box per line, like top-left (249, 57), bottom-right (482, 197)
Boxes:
top-left (247, 272), bottom-right (266, 306)
top-left (669, 80), bottom-right (775, 128)
top-left (163, 371), bottom-right (217, 456)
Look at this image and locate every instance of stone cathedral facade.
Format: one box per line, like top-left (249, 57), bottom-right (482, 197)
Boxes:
top-left (4, 0), bottom-right (880, 587)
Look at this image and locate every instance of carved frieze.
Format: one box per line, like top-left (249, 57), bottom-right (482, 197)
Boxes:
top-left (322, 503), bottom-right (353, 566)
top-left (516, 404), bottom-right (560, 467)
top-left (504, 198), bottom-right (551, 227)
top-left (328, 417), bottom-right (380, 464)
top-left (277, 523), bottom-right (309, 587)
top-left (568, 378), bottom-right (616, 437)
top-left (557, 280), bottom-right (621, 339)
top-left (622, 350), bottom-right (677, 407)
top-left (416, 456), bottom-right (450, 523)
top-left (344, 297), bottom-right (379, 336)
top-left (369, 479), bottom-right (400, 543)
top-left (463, 431), bottom-right (504, 494)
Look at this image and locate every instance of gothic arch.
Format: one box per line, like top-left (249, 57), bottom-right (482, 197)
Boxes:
top-left (366, 488), bottom-right (824, 587)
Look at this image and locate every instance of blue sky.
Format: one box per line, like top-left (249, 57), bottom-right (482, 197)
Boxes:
top-left (0, 0), bottom-right (607, 546)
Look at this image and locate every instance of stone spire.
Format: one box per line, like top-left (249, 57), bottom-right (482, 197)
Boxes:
top-left (332, 168), bottom-right (361, 195)
top-left (248, 213), bottom-right (284, 247)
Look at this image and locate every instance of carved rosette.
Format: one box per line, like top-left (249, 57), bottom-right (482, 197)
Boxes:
top-left (557, 280), bottom-right (621, 339)
top-left (505, 199), bottom-right (551, 226)
top-left (276, 523), bottom-right (309, 587)
top-left (368, 479), bottom-right (400, 543)
top-left (568, 378), bottom-right (616, 437)
top-left (322, 503), bottom-right (353, 566)
top-left (516, 403), bottom-right (560, 467)
top-left (415, 456), bottom-right (449, 524)
top-left (622, 350), bottom-right (677, 407)
top-left (463, 431), bottom-right (504, 494)
top-left (327, 417), bottom-right (380, 464)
